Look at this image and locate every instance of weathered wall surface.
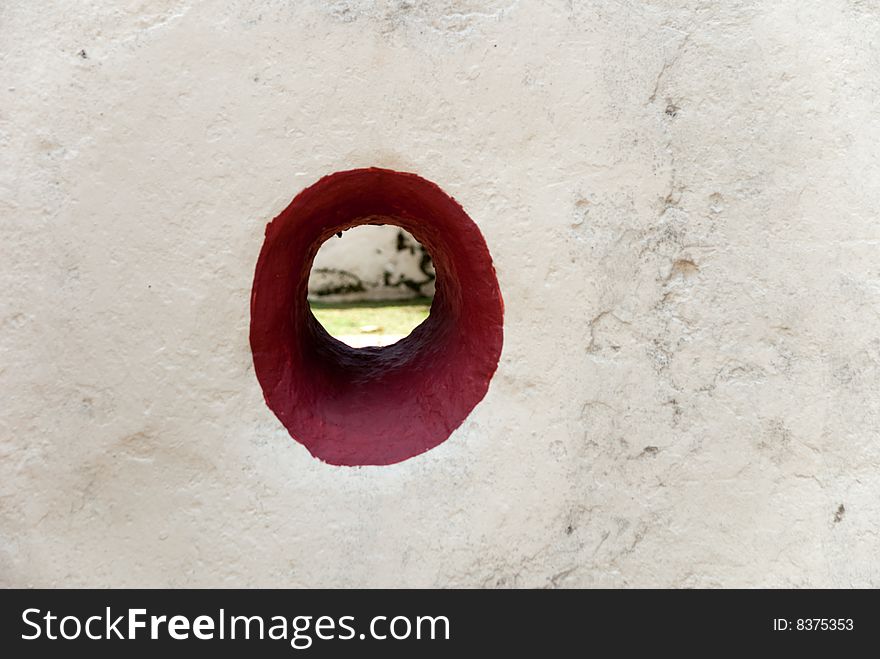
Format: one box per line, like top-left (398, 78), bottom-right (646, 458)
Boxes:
top-left (309, 225), bottom-right (435, 301)
top-left (2, 0), bottom-right (879, 587)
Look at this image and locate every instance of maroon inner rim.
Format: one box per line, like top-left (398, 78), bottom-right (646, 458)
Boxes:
top-left (250, 168), bottom-right (503, 466)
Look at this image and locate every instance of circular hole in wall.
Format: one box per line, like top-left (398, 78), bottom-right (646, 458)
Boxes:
top-left (307, 225), bottom-right (435, 348)
top-left (250, 168), bottom-right (504, 466)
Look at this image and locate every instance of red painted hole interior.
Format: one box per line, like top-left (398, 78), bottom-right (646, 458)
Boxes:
top-left (250, 168), bottom-right (504, 466)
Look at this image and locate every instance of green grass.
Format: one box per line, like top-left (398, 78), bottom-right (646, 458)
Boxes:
top-left (309, 297), bottom-right (432, 336)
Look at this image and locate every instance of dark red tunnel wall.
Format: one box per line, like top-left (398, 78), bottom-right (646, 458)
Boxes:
top-left (250, 168), bottom-right (503, 466)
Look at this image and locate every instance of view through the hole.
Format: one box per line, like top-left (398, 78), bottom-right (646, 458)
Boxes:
top-left (308, 224), bottom-right (435, 347)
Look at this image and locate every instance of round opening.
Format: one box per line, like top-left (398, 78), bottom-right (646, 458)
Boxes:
top-left (307, 225), bottom-right (435, 348)
top-left (250, 168), bottom-right (504, 466)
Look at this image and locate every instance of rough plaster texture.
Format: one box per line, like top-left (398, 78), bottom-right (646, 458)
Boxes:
top-left (1, 0), bottom-right (879, 587)
top-left (309, 225), bottom-right (436, 302)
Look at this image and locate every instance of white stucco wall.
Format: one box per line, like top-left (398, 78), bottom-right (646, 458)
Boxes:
top-left (2, 0), bottom-right (879, 587)
top-left (308, 225), bottom-right (435, 302)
